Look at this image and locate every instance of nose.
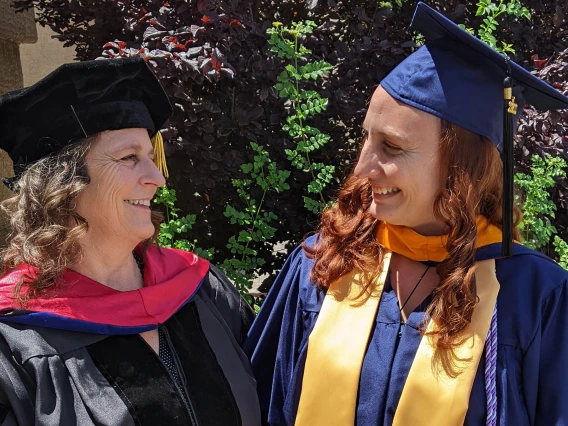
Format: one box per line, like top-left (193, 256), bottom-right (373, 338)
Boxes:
top-left (354, 143), bottom-right (382, 180)
top-left (142, 158), bottom-right (167, 188)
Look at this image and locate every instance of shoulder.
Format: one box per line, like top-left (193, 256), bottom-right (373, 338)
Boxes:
top-left (145, 244), bottom-right (207, 270)
top-left (197, 264), bottom-right (255, 345)
top-left (476, 243), bottom-right (567, 296)
top-left (0, 264), bottom-right (30, 286)
top-left (484, 244), bottom-right (568, 348)
top-left (493, 244), bottom-right (568, 297)
top-left (0, 264), bottom-right (35, 309)
top-left (144, 246), bottom-right (253, 341)
top-left (143, 245), bottom-right (210, 288)
top-left (263, 235), bottom-right (323, 314)
top-left (303, 234), bottom-right (320, 250)
top-left (199, 263), bottom-right (250, 312)
top-left (0, 321), bottom-right (105, 363)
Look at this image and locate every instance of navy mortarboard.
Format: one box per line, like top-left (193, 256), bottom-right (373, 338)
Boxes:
top-left (381, 2), bottom-right (568, 256)
top-left (0, 57), bottom-right (173, 189)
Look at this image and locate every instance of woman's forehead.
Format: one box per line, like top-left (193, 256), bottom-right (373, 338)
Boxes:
top-left (95, 128), bottom-right (152, 152)
top-left (364, 86), bottom-right (441, 140)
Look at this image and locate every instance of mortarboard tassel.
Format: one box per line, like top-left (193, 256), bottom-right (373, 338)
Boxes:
top-left (502, 75), bottom-right (516, 257)
top-left (151, 131), bottom-right (169, 179)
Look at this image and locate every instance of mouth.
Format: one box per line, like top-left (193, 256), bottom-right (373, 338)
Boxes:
top-left (124, 199), bottom-right (152, 207)
top-left (372, 187), bottom-right (401, 196)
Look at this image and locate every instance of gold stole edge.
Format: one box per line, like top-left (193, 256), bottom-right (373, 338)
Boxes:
top-left (295, 252), bottom-right (392, 426)
top-left (392, 259), bottom-right (499, 426)
top-left (296, 256), bottom-right (500, 426)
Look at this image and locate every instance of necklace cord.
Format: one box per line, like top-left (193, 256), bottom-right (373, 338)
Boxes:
top-left (398, 264), bottom-right (430, 313)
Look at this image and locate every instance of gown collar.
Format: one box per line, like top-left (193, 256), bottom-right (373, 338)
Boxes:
top-left (0, 245), bottom-right (210, 334)
top-left (375, 216), bottom-right (504, 262)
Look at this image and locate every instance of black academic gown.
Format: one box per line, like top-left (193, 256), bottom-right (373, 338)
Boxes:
top-left (0, 253), bottom-right (261, 426)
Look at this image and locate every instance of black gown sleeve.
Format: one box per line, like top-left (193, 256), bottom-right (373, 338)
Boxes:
top-left (200, 264), bottom-right (255, 346)
top-left (0, 390), bottom-right (14, 426)
top-left (0, 335), bottom-right (34, 426)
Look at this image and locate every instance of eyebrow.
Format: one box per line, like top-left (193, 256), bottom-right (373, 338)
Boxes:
top-left (114, 142), bottom-right (155, 157)
top-left (361, 123), bottom-right (408, 144)
top-left (381, 130), bottom-right (407, 144)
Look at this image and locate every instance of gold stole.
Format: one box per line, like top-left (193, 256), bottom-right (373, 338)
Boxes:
top-left (295, 252), bottom-right (500, 426)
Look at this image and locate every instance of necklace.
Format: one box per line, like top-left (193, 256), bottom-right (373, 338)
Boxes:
top-left (396, 264), bottom-right (431, 338)
top-left (398, 264), bottom-right (430, 313)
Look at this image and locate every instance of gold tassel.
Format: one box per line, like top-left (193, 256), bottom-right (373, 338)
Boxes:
top-left (502, 77), bottom-right (514, 257)
top-left (151, 131), bottom-right (169, 178)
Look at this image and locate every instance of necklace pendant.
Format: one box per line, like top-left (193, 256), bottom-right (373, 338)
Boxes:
top-left (398, 322), bottom-right (405, 338)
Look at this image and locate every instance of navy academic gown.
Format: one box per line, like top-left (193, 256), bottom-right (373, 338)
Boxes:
top-left (244, 235), bottom-right (568, 426)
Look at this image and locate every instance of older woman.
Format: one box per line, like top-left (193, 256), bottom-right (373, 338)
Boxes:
top-left (0, 58), bottom-right (260, 425)
top-left (245, 3), bottom-right (568, 426)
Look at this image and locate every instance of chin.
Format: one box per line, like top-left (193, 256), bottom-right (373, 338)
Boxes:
top-left (131, 224), bottom-right (156, 242)
top-left (369, 202), bottom-right (403, 224)
top-left (140, 230), bottom-right (156, 241)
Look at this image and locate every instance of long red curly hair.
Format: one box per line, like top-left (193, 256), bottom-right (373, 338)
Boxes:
top-left (303, 120), bottom-right (521, 351)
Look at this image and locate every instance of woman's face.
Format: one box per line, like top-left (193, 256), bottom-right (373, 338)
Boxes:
top-left (354, 86), bottom-right (446, 236)
top-left (76, 128), bottom-right (165, 246)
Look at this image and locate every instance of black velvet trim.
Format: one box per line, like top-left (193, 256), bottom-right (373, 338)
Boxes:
top-left (167, 303), bottom-right (242, 426)
top-left (87, 334), bottom-right (192, 426)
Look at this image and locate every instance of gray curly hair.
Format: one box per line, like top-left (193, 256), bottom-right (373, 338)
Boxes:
top-left (1, 134), bottom-right (162, 304)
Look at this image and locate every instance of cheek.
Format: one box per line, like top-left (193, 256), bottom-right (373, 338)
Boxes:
top-left (414, 162), bottom-right (441, 204)
top-left (84, 164), bottom-right (130, 210)
top-left (396, 159), bottom-right (440, 200)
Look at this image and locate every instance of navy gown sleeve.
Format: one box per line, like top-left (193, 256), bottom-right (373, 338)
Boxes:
top-left (243, 240), bottom-right (320, 426)
top-left (525, 277), bottom-right (568, 425)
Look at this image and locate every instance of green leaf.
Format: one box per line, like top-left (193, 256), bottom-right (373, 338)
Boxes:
top-left (303, 196), bottom-right (324, 213)
top-left (241, 163), bottom-right (253, 174)
top-left (554, 236), bottom-right (568, 270)
top-left (458, 24), bottom-right (475, 35)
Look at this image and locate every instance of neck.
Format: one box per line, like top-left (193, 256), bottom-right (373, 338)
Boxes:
top-left (390, 253), bottom-right (439, 321)
top-left (72, 236), bottom-right (143, 292)
top-left (409, 220), bottom-right (449, 237)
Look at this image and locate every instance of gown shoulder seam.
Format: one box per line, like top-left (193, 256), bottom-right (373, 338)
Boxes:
top-left (524, 278), bottom-right (568, 355)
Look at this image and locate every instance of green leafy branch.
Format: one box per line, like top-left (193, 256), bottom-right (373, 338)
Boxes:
top-left (268, 21), bottom-right (335, 213)
top-left (153, 186), bottom-right (214, 259)
top-left (554, 237), bottom-right (568, 270)
top-left (154, 19), bottom-right (335, 303)
top-left (515, 154), bottom-right (568, 269)
top-left (459, 0), bottom-right (530, 54)
top-left (220, 142), bottom-right (290, 296)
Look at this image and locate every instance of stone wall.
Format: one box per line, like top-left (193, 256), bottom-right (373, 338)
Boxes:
top-left (0, 0), bottom-right (37, 242)
top-left (20, 20), bottom-right (77, 87)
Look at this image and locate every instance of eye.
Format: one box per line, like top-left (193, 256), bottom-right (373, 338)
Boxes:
top-left (384, 141), bottom-right (403, 154)
top-left (120, 154), bottom-right (137, 162)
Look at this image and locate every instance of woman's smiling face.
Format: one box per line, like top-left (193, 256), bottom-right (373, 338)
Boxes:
top-left (75, 128), bottom-right (165, 246)
top-left (354, 86), bottom-right (446, 236)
